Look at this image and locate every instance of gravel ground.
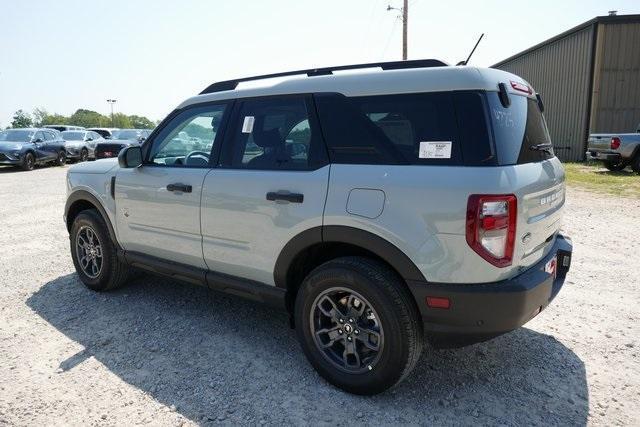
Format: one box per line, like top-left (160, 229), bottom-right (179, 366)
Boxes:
top-left (0, 165), bottom-right (638, 426)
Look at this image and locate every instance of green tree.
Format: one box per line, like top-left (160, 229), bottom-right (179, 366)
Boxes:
top-left (11, 110), bottom-right (33, 128)
top-left (128, 114), bottom-right (155, 129)
top-left (32, 108), bottom-right (49, 127)
top-left (111, 113), bottom-right (132, 129)
top-left (40, 114), bottom-right (69, 126)
top-left (68, 109), bottom-right (109, 127)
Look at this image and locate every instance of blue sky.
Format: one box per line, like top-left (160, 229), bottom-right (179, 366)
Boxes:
top-left (1, 0), bottom-right (639, 127)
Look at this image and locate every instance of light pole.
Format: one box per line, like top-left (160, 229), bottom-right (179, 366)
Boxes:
top-left (387, 0), bottom-right (408, 60)
top-left (106, 99), bottom-right (117, 126)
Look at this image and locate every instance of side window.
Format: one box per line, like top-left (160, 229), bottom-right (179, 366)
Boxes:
top-left (315, 92), bottom-right (461, 165)
top-left (224, 96), bottom-right (322, 170)
top-left (147, 103), bottom-right (229, 167)
top-left (43, 131), bottom-right (54, 141)
top-left (90, 132), bottom-right (100, 140)
top-left (34, 131), bottom-right (45, 142)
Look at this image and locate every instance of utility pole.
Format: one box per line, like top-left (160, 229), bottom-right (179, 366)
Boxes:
top-left (387, 0), bottom-right (408, 60)
top-left (106, 99), bottom-right (117, 126)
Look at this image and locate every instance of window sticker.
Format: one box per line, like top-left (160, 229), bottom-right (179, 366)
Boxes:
top-left (419, 141), bottom-right (452, 159)
top-left (242, 116), bottom-right (255, 133)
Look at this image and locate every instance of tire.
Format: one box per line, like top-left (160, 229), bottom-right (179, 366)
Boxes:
top-left (70, 209), bottom-right (130, 291)
top-left (80, 148), bottom-right (89, 162)
top-left (55, 150), bottom-right (66, 166)
top-left (21, 152), bottom-right (35, 171)
top-left (631, 155), bottom-right (640, 174)
top-left (295, 256), bottom-right (424, 395)
top-left (603, 159), bottom-right (626, 171)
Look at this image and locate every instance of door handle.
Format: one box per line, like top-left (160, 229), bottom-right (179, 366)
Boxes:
top-left (167, 183), bottom-right (192, 193)
top-left (266, 191), bottom-right (304, 203)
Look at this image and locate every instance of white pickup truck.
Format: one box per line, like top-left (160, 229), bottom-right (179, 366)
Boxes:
top-left (587, 124), bottom-right (640, 173)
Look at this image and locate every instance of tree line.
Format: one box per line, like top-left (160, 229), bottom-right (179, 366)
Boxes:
top-left (8, 108), bottom-right (157, 130)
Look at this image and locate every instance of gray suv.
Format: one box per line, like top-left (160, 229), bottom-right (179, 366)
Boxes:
top-left (64, 60), bottom-right (573, 395)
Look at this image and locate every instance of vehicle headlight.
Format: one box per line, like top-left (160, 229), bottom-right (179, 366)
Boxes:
top-left (12, 152), bottom-right (21, 158)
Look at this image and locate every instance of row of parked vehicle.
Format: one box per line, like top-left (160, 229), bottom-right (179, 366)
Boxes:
top-left (0, 125), bottom-right (153, 171)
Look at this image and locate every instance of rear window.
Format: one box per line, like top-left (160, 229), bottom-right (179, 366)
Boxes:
top-left (487, 92), bottom-right (554, 164)
top-left (314, 91), bottom-right (496, 166)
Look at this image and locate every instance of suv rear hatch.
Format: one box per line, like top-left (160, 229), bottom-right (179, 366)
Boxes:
top-left (486, 89), bottom-right (564, 271)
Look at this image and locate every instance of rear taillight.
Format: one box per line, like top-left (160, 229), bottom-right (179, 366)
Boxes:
top-left (611, 137), bottom-right (621, 150)
top-left (466, 195), bottom-right (517, 267)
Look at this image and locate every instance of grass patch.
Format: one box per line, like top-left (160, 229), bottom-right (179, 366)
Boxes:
top-left (563, 162), bottom-right (640, 198)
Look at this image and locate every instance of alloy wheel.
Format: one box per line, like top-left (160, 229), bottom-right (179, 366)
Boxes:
top-left (75, 225), bottom-right (103, 278)
top-left (310, 287), bottom-right (384, 374)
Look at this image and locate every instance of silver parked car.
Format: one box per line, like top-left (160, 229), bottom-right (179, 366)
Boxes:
top-left (586, 123), bottom-right (640, 173)
top-left (64, 59), bottom-right (573, 395)
top-left (61, 130), bottom-right (105, 161)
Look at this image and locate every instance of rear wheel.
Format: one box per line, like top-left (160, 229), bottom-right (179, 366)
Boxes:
top-left (295, 257), bottom-right (424, 395)
top-left (21, 152), bottom-right (35, 171)
top-left (70, 209), bottom-right (131, 291)
top-left (80, 148), bottom-right (89, 162)
top-left (603, 159), bottom-right (626, 171)
top-left (55, 150), bottom-right (66, 166)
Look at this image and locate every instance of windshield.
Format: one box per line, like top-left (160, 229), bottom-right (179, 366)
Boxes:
top-left (61, 131), bottom-right (85, 141)
top-left (111, 130), bottom-right (140, 140)
top-left (0, 130), bottom-right (34, 142)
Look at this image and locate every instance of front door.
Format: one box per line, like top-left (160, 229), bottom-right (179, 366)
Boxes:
top-left (32, 131), bottom-right (54, 161)
top-left (115, 102), bottom-right (232, 268)
top-left (201, 95), bottom-right (330, 285)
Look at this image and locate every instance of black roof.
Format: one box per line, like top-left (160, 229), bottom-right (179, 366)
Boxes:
top-left (492, 14), bottom-right (640, 67)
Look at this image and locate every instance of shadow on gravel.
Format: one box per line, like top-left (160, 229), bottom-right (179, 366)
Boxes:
top-left (28, 274), bottom-right (589, 425)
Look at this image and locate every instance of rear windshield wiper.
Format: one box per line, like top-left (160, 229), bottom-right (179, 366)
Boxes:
top-left (530, 143), bottom-right (553, 154)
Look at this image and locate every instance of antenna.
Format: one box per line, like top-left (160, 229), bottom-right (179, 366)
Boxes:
top-left (457, 33), bottom-right (484, 66)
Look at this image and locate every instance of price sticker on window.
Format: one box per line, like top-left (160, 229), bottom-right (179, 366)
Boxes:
top-left (242, 116), bottom-right (255, 133)
top-left (419, 141), bottom-right (452, 159)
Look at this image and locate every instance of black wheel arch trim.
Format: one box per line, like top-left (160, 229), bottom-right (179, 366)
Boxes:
top-left (65, 190), bottom-right (119, 248)
top-left (273, 225), bottom-right (426, 289)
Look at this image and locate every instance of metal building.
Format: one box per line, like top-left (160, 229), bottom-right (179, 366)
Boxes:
top-left (492, 14), bottom-right (640, 161)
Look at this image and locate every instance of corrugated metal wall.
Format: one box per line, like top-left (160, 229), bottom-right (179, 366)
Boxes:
top-left (493, 26), bottom-right (595, 161)
top-left (590, 23), bottom-right (640, 133)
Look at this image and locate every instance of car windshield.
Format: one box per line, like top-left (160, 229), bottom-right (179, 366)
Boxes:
top-left (111, 130), bottom-right (139, 140)
top-left (61, 131), bottom-right (85, 141)
top-left (0, 130), bottom-right (34, 142)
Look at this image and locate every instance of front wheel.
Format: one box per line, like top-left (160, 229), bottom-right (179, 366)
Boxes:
top-left (603, 159), bottom-right (626, 171)
top-left (55, 150), bottom-right (66, 166)
top-left (70, 210), bottom-right (131, 291)
top-left (80, 148), bottom-right (89, 162)
top-left (21, 152), bottom-right (35, 171)
top-left (295, 257), bottom-right (424, 395)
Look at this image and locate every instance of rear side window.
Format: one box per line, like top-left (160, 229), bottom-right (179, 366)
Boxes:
top-left (315, 91), bottom-right (498, 166)
top-left (315, 92), bottom-right (461, 165)
top-left (487, 92), bottom-right (554, 164)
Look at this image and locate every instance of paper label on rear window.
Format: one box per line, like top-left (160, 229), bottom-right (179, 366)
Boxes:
top-left (241, 116), bottom-right (255, 133)
top-left (419, 141), bottom-right (452, 159)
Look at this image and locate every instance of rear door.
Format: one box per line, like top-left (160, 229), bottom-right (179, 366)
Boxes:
top-left (115, 102), bottom-right (231, 268)
top-left (200, 95), bottom-right (330, 285)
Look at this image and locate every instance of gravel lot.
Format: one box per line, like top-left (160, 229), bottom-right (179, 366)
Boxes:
top-left (0, 165), bottom-right (638, 426)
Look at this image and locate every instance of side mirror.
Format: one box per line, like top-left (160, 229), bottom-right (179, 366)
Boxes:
top-left (86, 137), bottom-right (93, 142)
top-left (137, 136), bottom-right (147, 143)
top-left (33, 138), bottom-right (43, 143)
top-left (118, 145), bottom-right (143, 168)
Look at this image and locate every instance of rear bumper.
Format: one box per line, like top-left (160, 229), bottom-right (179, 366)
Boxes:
top-left (407, 234), bottom-right (573, 348)
top-left (586, 150), bottom-right (622, 162)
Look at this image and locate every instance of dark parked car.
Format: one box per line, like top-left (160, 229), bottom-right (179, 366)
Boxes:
top-left (61, 130), bottom-right (105, 161)
top-left (95, 128), bottom-right (152, 159)
top-left (0, 128), bottom-right (67, 170)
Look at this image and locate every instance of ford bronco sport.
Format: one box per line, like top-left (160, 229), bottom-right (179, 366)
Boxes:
top-left (64, 59), bottom-right (573, 395)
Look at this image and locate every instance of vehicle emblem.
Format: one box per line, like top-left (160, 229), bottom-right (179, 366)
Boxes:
top-left (521, 232), bottom-right (532, 244)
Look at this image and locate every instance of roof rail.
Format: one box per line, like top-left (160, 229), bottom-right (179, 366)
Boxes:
top-left (199, 58), bottom-right (448, 94)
